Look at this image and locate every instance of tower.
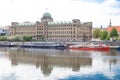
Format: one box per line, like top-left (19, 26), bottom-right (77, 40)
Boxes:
top-left (109, 19), bottom-right (112, 27)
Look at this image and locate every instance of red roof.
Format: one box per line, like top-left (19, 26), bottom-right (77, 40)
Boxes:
top-left (107, 26), bottom-right (120, 32)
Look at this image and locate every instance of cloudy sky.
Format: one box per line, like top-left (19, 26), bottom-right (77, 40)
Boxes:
top-left (0, 0), bottom-right (120, 28)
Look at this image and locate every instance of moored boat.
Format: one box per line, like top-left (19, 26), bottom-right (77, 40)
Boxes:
top-left (69, 44), bottom-right (110, 51)
top-left (0, 43), bottom-right (16, 47)
top-left (20, 42), bottom-right (67, 50)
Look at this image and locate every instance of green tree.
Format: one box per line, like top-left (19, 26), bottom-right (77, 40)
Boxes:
top-left (0, 36), bottom-right (8, 41)
top-left (100, 30), bottom-right (108, 40)
top-left (11, 36), bottom-right (22, 41)
top-left (23, 36), bottom-right (32, 41)
top-left (110, 28), bottom-right (119, 40)
top-left (106, 35), bottom-right (110, 40)
top-left (39, 35), bottom-right (45, 41)
top-left (93, 29), bottom-right (101, 38)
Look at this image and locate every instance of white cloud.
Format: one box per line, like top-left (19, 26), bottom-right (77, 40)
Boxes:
top-left (0, 0), bottom-right (120, 28)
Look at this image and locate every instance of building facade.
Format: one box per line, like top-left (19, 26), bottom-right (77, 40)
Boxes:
top-left (10, 12), bottom-right (92, 42)
top-left (10, 22), bottom-right (36, 37)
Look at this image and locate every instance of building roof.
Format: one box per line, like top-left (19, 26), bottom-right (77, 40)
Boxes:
top-left (48, 21), bottom-right (72, 25)
top-left (43, 12), bottom-right (52, 19)
top-left (107, 26), bottom-right (120, 32)
top-left (13, 22), bottom-right (36, 26)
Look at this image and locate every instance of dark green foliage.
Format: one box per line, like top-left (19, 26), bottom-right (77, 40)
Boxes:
top-left (106, 35), bottom-right (110, 40)
top-left (0, 36), bottom-right (8, 41)
top-left (100, 30), bottom-right (108, 40)
top-left (110, 28), bottom-right (119, 38)
top-left (23, 36), bottom-right (32, 41)
top-left (12, 36), bottom-right (22, 41)
top-left (39, 35), bottom-right (45, 41)
top-left (93, 29), bottom-right (101, 38)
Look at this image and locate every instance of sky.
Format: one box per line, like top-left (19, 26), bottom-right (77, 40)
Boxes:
top-left (0, 0), bottom-right (120, 28)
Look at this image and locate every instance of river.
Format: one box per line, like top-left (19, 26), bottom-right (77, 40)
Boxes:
top-left (0, 48), bottom-right (120, 80)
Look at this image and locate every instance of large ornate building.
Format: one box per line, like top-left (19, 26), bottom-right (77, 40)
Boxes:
top-left (10, 12), bottom-right (92, 41)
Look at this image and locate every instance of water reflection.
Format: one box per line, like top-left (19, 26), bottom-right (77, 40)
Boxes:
top-left (9, 48), bottom-right (92, 76)
top-left (109, 49), bottom-right (120, 56)
top-left (0, 48), bottom-right (120, 80)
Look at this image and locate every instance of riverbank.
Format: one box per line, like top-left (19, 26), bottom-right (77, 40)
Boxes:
top-left (0, 41), bottom-right (120, 47)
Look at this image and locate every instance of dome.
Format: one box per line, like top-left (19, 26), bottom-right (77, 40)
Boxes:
top-left (43, 12), bottom-right (51, 18)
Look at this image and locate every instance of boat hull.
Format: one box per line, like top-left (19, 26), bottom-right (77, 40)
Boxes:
top-left (20, 45), bottom-right (67, 50)
top-left (0, 44), bottom-right (16, 47)
top-left (70, 47), bottom-right (110, 51)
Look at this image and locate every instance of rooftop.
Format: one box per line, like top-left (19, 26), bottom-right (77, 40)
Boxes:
top-left (18, 22), bottom-right (35, 26)
top-left (42, 12), bottom-right (52, 19)
top-left (48, 21), bottom-right (72, 25)
top-left (107, 26), bottom-right (120, 32)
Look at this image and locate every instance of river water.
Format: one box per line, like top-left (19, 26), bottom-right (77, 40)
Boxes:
top-left (0, 48), bottom-right (120, 80)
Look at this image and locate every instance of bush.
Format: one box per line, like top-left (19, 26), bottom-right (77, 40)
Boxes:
top-left (0, 36), bottom-right (8, 41)
top-left (23, 36), bottom-right (32, 41)
top-left (10, 36), bottom-right (22, 41)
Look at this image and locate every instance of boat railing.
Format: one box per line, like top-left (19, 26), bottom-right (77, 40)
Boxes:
top-left (23, 42), bottom-right (65, 46)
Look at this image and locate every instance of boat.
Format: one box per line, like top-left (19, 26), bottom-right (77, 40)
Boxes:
top-left (69, 44), bottom-right (110, 51)
top-left (20, 42), bottom-right (67, 50)
top-left (109, 46), bottom-right (119, 49)
top-left (117, 46), bottom-right (120, 50)
top-left (0, 43), bottom-right (16, 47)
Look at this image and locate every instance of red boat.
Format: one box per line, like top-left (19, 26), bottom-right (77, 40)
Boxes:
top-left (69, 44), bottom-right (110, 51)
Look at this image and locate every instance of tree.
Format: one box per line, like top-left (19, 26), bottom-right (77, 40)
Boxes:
top-left (93, 29), bottom-right (101, 38)
top-left (100, 30), bottom-right (108, 40)
top-left (23, 36), bottom-right (32, 41)
top-left (10, 36), bottom-right (22, 41)
top-left (106, 35), bottom-right (110, 40)
top-left (110, 28), bottom-right (119, 40)
top-left (39, 35), bottom-right (45, 41)
top-left (0, 36), bottom-right (8, 41)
